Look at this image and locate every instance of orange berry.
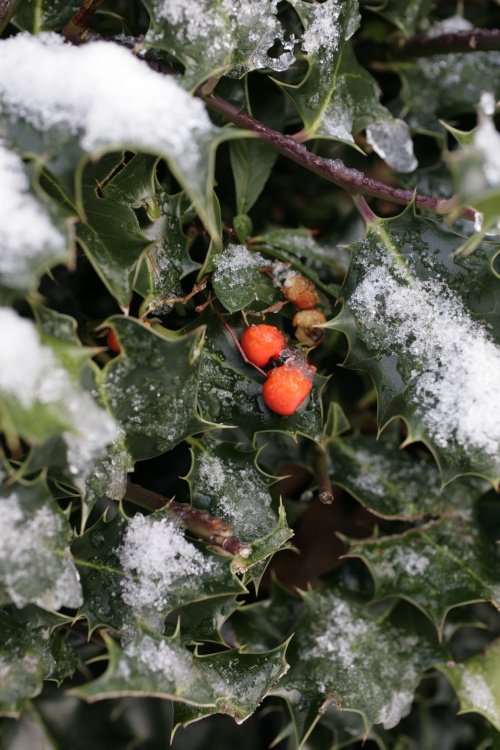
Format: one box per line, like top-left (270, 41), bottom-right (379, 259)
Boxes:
top-left (240, 324), bottom-right (287, 368)
top-left (107, 328), bottom-right (120, 353)
top-left (282, 273), bottom-right (320, 310)
top-left (262, 360), bottom-right (316, 416)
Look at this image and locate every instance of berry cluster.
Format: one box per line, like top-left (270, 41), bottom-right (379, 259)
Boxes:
top-left (240, 324), bottom-right (316, 416)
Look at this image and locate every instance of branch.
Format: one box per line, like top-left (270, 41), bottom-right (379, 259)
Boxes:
top-left (62, 0), bottom-right (104, 44)
top-left (124, 482), bottom-right (252, 558)
top-left (392, 28), bottom-right (500, 58)
top-left (0, 0), bottom-right (21, 34)
top-left (199, 89), bottom-right (475, 221)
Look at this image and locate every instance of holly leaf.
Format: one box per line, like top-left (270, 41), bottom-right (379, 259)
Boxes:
top-left (0, 481), bottom-right (82, 612)
top-left (369, 0), bottom-right (433, 35)
top-left (197, 311), bottom-right (326, 444)
top-left (211, 244), bottom-right (276, 313)
top-left (12, 1), bottom-right (81, 32)
top-left (327, 208), bottom-right (500, 485)
top-left (438, 639), bottom-right (500, 732)
top-left (98, 317), bottom-right (209, 461)
top-left (271, 584), bottom-right (446, 744)
top-left (348, 510), bottom-right (500, 631)
top-left (71, 626), bottom-right (288, 726)
top-left (164, 595), bottom-right (240, 645)
top-left (326, 432), bottom-right (481, 520)
top-left (0, 33), bottom-right (240, 240)
top-left (0, 606), bottom-right (76, 717)
top-left (0, 145), bottom-right (71, 304)
top-left (142, 0), bottom-right (295, 91)
top-left (72, 508), bottom-right (244, 633)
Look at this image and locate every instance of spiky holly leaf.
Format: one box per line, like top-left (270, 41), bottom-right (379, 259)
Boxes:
top-left (0, 33), bottom-right (240, 241)
top-left (270, 584), bottom-right (446, 744)
top-left (72, 508), bottom-right (245, 633)
top-left (0, 481), bottom-right (82, 612)
top-left (348, 506), bottom-right (499, 631)
top-left (98, 317), bottom-right (209, 461)
top-left (326, 432), bottom-right (480, 520)
top-left (0, 606), bottom-right (76, 717)
top-left (164, 595), bottom-right (240, 645)
top-left (211, 244), bottom-right (277, 313)
top-left (142, 0), bottom-right (295, 91)
top-left (438, 639), bottom-right (500, 732)
top-left (326, 208), bottom-right (500, 486)
top-left (279, 1), bottom-right (417, 171)
top-left (197, 310), bottom-right (325, 444)
top-left (0, 145), bottom-right (71, 304)
top-left (72, 626), bottom-right (288, 726)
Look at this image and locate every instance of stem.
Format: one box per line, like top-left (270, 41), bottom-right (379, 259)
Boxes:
top-left (315, 449), bottom-right (334, 505)
top-left (392, 28), bottom-right (500, 58)
top-left (0, 0), bottom-right (21, 34)
top-left (62, 0), bottom-right (104, 44)
top-left (352, 194), bottom-right (378, 225)
top-left (124, 482), bottom-right (252, 557)
top-left (199, 90), bottom-right (475, 222)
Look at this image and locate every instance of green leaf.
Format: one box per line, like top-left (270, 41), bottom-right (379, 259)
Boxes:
top-left (349, 510), bottom-right (500, 630)
top-left (0, 33), bottom-right (238, 240)
top-left (211, 244), bottom-right (277, 313)
top-left (98, 317), bottom-right (208, 461)
top-left (12, 0), bottom-right (81, 32)
top-left (0, 481), bottom-right (82, 612)
top-left (438, 639), bottom-right (500, 732)
top-left (197, 311), bottom-right (326, 444)
top-left (369, 0), bottom-right (433, 35)
top-left (0, 146), bottom-right (71, 304)
top-left (271, 584), bottom-right (446, 744)
top-left (142, 0), bottom-right (295, 91)
top-left (0, 606), bottom-right (76, 717)
top-left (326, 432), bottom-right (481, 520)
top-left (230, 138), bottom-right (278, 216)
top-left (327, 208), bottom-right (500, 485)
top-left (164, 595), bottom-right (240, 645)
top-left (77, 154), bottom-right (152, 307)
top-left (72, 508), bottom-right (244, 632)
top-left (0, 309), bottom-right (117, 481)
top-left (71, 626), bottom-right (288, 726)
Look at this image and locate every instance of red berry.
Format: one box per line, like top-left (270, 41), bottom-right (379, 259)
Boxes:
top-left (107, 328), bottom-right (120, 353)
top-left (262, 360), bottom-right (316, 416)
top-left (240, 324), bottom-right (287, 368)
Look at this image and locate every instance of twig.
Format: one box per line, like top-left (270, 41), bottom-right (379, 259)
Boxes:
top-left (315, 449), bottom-right (334, 505)
top-left (199, 90), bottom-right (476, 222)
top-left (62, 0), bottom-right (104, 44)
top-left (124, 481), bottom-right (252, 557)
top-left (392, 28), bottom-right (500, 58)
top-left (0, 0), bottom-right (21, 34)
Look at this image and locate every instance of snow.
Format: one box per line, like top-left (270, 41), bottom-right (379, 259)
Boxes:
top-left (0, 490), bottom-right (83, 611)
top-left (291, 0), bottom-right (343, 60)
top-left (120, 634), bottom-right (193, 684)
top-left (348, 229), bottom-right (500, 463)
top-left (0, 33), bottom-right (216, 170)
top-left (366, 119), bottom-right (418, 173)
top-left (213, 245), bottom-right (266, 286)
top-left (0, 142), bottom-right (66, 290)
top-left (117, 513), bottom-right (221, 616)
top-left (459, 669), bottom-right (500, 725)
top-left (0, 308), bottom-right (117, 481)
top-left (475, 103), bottom-right (500, 186)
top-left (426, 15), bottom-right (473, 38)
top-left (148, 0), bottom-right (295, 74)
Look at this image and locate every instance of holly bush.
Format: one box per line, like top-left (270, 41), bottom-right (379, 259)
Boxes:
top-left (1, 1), bottom-right (500, 748)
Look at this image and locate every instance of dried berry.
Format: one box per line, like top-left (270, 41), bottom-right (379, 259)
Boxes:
top-left (292, 309), bottom-right (327, 346)
top-left (282, 272), bottom-right (320, 310)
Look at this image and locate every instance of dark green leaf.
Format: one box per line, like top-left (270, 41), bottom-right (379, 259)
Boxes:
top-left (98, 317), bottom-right (208, 460)
top-left (349, 511), bottom-right (500, 630)
top-left (211, 244), bottom-right (276, 313)
top-left (230, 138), bottom-right (278, 216)
top-left (72, 509), bottom-right (244, 632)
top-left (164, 595), bottom-right (240, 645)
top-left (327, 208), bottom-right (500, 485)
top-left (271, 584), bottom-right (446, 743)
top-left (142, 0), bottom-right (295, 90)
top-left (12, 0), bottom-right (81, 32)
top-left (370, 0), bottom-right (433, 35)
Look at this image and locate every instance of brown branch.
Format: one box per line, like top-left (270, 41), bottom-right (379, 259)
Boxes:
top-left (62, 0), bottom-right (104, 44)
top-left (199, 89), bottom-right (475, 222)
top-left (0, 0), bottom-right (21, 34)
top-left (124, 481), bottom-right (252, 558)
top-left (393, 28), bottom-right (500, 58)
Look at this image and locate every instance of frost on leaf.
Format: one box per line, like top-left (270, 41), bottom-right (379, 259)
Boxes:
top-left (0, 142), bottom-right (68, 296)
top-left (143, 0), bottom-right (295, 88)
top-left (0, 308), bottom-right (117, 484)
top-left (0, 482), bottom-right (82, 612)
top-left (366, 119), bottom-right (417, 173)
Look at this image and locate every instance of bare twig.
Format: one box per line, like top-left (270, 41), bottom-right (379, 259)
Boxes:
top-left (0, 0), bottom-right (21, 34)
top-left (392, 28), bottom-right (500, 58)
top-left (124, 481), bottom-right (252, 557)
top-left (315, 449), bottom-right (334, 505)
top-left (62, 0), bottom-right (104, 44)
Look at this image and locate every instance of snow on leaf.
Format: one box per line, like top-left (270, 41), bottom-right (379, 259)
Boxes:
top-left (0, 481), bottom-right (82, 612)
top-left (212, 244), bottom-right (268, 313)
top-left (366, 119), bottom-right (418, 173)
top-left (328, 209), bottom-right (500, 485)
top-left (0, 33), bottom-right (235, 239)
